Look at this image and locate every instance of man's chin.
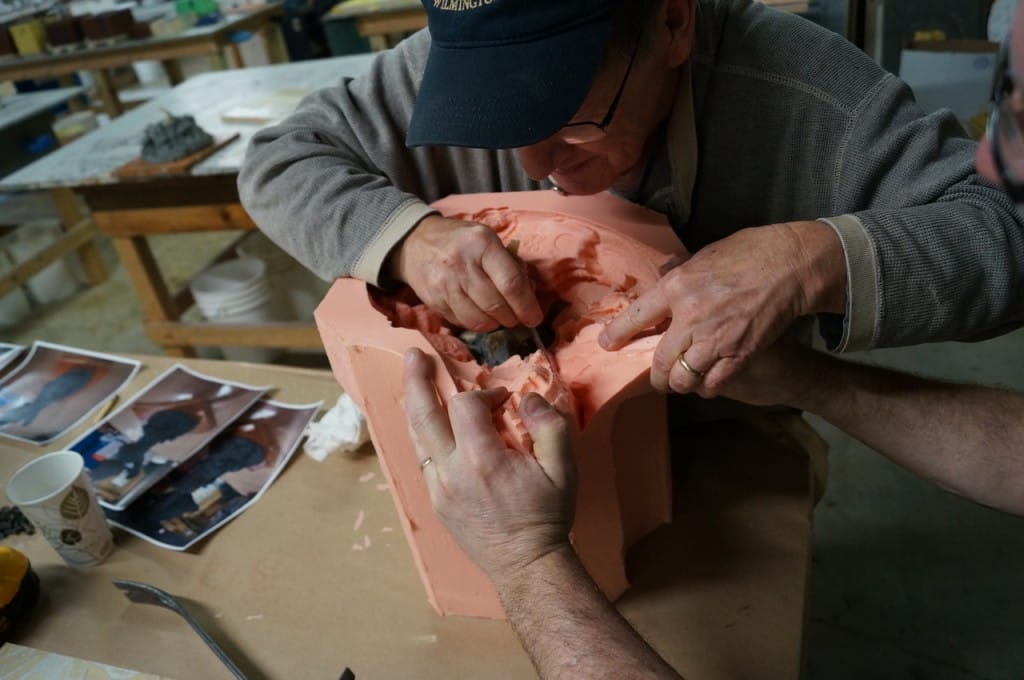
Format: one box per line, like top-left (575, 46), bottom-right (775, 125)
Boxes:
top-left (974, 139), bottom-right (1004, 190)
top-left (548, 172), bottom-right (612, 196)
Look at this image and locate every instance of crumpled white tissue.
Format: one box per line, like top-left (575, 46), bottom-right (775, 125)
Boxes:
top-left (304, 393), bottom-right (370, 461)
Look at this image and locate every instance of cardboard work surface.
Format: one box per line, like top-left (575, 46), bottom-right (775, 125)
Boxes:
top-left (0, 355), bottom-right (813, 679)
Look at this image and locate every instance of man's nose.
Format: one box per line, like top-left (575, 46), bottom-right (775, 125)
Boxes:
top-left (518, 133), bottom-right (584, 180)
top-left (517, 138), bottom-right (560, 181)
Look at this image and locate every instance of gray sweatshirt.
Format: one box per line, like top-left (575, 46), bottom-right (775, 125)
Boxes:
top-left (238, 0), bottom-right (1024, 353)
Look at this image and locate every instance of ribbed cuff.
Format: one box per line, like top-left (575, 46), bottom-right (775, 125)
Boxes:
top-left (816, 214), bottom-right (879, 352)
top-left (351, 199), bottom-right (439, 287)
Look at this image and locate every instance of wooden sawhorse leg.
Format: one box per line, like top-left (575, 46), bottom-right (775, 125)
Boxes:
top-left (51, 188), bottom-right (107, 286)
top-left (110, 234), bottom-right (196, 358)
top-left (224, 40), bottom-right (244, 69)
top-left (161, 59), bottom-right (185, 85)
top-left (89, 68), bottom-right (124, 118)
top-left (261, 22), bottom-right (289, 63)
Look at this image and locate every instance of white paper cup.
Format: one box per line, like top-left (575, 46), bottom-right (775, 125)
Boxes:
top-left (6, 451), bottom-right (113, 567)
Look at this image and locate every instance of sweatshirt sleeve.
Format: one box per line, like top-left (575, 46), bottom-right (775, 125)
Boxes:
top-left (818, 73), bottom-right (1024, 352)
top-left (237, 30), bottom-right (541, 287)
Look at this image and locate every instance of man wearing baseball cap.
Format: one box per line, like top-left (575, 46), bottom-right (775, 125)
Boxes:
top-left (395, 3), bottom-right (1024, 676)
top-left (241, 0), bottom-right (1023, 396)
top-left (241, 2), bottom-right (1024, 672)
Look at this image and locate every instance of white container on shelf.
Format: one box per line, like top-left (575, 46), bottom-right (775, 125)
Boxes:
top-left (2, 221), bottom-right (79, 306)
top-left (0, 249), bottom-right (32, 329)
top-left (235, 231), bottom-right (329, 323)
top-left (53, 110), bottom-right (100, 145)
top-left (189, 257), bottom-right (281, 363)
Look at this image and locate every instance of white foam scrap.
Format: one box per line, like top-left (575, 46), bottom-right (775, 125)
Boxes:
top-left (359, 472), bottom-right (375, 483)
top-left (376, 483), bottom-right (389, 491)
top-left (363, 535), bottom-right (371, 548)
top-left (411, 634), bottom-right (438, 644)
top-left (304, 393), bottom-right (370, 461)
top-left (353, 510), bottom-right (365, 532)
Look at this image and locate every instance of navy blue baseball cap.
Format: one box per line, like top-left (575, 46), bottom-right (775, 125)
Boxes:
top-left (406, 0), bottom-right (619, 149)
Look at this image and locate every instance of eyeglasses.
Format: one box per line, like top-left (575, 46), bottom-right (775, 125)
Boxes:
top-left (988, 37), bottom-right (1024, 202)
top-left (560, 36), bottom-right (642, 145)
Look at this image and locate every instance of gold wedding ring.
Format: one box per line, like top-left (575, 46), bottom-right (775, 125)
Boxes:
top-left (677, 355), bottom-right (704, 378)
top-left (419, 457), bottom-right (433, 471)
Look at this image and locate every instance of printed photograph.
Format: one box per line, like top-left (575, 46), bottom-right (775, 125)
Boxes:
top-left (107, 399), bottom-right (319, 550)
top-left (0, 343), bottom-right (23, 378)
top-left (0, 342), bottom-right (140, 445)
top-left (70, 364), bottom-right (267, 511)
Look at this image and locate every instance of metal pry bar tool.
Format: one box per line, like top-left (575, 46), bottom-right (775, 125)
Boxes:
top-left (112, 579), bottom-right (248, 680)
top-left (505, 240), bottom-right (569, 392)
top-left (113, 579), bottom-right (357, 679)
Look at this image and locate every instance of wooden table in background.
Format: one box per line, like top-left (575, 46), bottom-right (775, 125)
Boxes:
top-left (0, 54), bottom-right (375, 358)
top-left (0, 87), bottom-right (108, 301)
top-left (327, 0), bottom-right (425, 51)
top-left (0, 3), bottom-right (286, 118)
top-left (0, 354), bottom-right (815, 679)
top-left (327, 0), bottom-right (809, 52)
top-left (759, 0), bottom-right (812, 12)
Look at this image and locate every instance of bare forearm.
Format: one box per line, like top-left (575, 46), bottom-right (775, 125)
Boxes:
top-left (797, 354), bottom-right (1024, 514)
top-left (495, 547), bottom-right (682, 680)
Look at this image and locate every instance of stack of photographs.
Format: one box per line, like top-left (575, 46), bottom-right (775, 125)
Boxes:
top-left (104, 399), bottom-right (319, 550)
top-left (0, 343), bottom-right (23, 378)
top-left (1, 342), bottom-right (320, 551)
top-left (0, 342), bottom-right (139, 445)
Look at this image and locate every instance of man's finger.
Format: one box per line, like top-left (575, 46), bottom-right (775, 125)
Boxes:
top-left (402, 348), bottom-right (455, 460)
top-left (679, 339), bottom-right (718, 379)
top-left (447, 285), bottom-right (501, 332)
top-left (658, 253), bottom-right (689, 276)
top-left (519, 393), bottom-right (575, 492)
top-left (480, 245), bottom-right (543, 327)
top-left (701, 355), bottom-right (746, 395)
top-left (650, 322), bottom-right (693, 393)
top-left (466, 264), bottom-right (521, 328)
top-left (599, 288), bottom-right (671, 351)
top-left (447, 389), bottom-right (510, 466)
top-left (668, 358), bottom-right (706, 395)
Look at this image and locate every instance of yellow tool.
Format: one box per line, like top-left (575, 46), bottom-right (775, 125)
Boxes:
top-left (0, 546), bottom-right (39, 643)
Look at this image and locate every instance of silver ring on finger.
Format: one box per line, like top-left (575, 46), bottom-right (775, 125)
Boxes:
top-left (677, 354), bottom-right (704, 378)
top-left (420, 457), bottom-right (433, 471)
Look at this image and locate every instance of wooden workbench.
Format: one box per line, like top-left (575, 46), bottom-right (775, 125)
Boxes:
top-left (0, 55), bottom-right (375, 359)
top-left (0, 0), bottom-right (58, 26)
top-left (324, 0), bottom-right (811, 53)
top-left (0, 353), bottom-right (814, 678)
top-left (0, 3), bottom-right (286, 118)
top-left (0, 87), bottom-right (108, 301)
top-left (326, 0), bottom-right (425, 51)
top-left (0, 86), bottom-right (84, 132)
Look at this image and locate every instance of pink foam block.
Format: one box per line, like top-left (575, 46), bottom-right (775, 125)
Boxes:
top-left (315, 190), bottom-right (689, 618)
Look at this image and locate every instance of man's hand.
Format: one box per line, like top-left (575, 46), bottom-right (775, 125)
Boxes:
top-left (710, 338), bottom-right (824, 408)
top-left (401, 348), bottom-right (576, 582)
top-left (389, 216), bottom-right (544, 331)
top-left (598, 221), bottom-right (846, 395)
